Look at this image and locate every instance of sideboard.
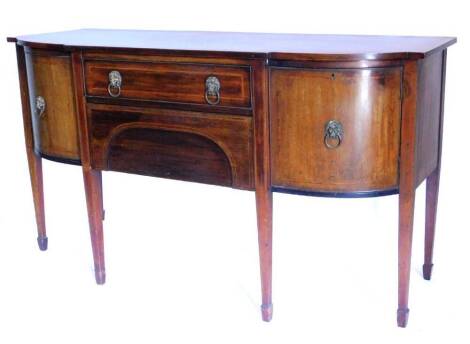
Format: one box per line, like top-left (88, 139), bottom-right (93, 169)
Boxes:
top-left (7, 29), bottom-right (456, 327)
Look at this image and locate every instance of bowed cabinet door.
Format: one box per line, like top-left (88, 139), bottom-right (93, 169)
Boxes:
top-left (25, 49), bottom-right (80, 162)
top-left (270, 67), bottom-right (402, 194)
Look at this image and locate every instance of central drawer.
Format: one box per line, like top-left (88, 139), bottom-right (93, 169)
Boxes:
top-left (84, 60), bottom-right (252, 108)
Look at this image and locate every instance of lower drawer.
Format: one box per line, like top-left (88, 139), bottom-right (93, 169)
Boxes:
top-left (87, 104), bottom-right (254, 190)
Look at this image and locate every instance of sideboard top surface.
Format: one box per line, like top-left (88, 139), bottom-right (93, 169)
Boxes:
top-left (7, 29), bottom-right (456, 61)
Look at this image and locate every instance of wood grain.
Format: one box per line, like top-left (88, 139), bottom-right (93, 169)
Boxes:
top-left (397, 61), bottom-right (419, 328)
top-left (25, 50), bottom-right (80, 160)
top-left (10, 29), bottom-right (456, 61)
top-left (71, 51), bottom-right (106, 284)
top-left (83, 168), bottom-right (106, 284)
top-left (15, 45), bottom-right (48, 251)
top-left (8, 32), bottom-right (455, 326)
top-left (84, 60), bottom-right (251, 108)
top-left (107, 128), bottom-right (233, 186)
top-left (415, 51), bottom-right (444, 186)
top-left (270, 67), bottom-right (401, 193)
top-left (87, 104), bottom-right (254, 190)
top-left (423, 49), bottom-right (448, 280)
top-left (252, 59), bottom-right (273, 321)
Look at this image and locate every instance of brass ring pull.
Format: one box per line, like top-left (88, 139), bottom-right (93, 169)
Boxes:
top-left (205, 76), bottom-right (221, 105)
top-left (36, 96), bottom-right (46, 118)
top-left (324, 120), bottom-right (343, 149)
top-left (108, 70), bottom-right (122, 98)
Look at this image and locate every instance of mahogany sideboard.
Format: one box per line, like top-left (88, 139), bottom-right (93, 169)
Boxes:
top-left (7, 29), bottom-right (456, 327)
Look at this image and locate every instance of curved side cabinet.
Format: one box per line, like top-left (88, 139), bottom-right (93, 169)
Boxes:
top-left (270, 67), bottom-right (402, 194)
top-left (24, 48), bottom-right (80, 162)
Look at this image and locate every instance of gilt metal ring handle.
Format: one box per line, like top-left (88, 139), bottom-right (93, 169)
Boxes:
top-left (205, 76), bottom-right (221, 105)
top-left (108, 70), bottom-right (122, 98)
top-left (36, 96), bottom-right (46, 118)
top-left (324, 120), bottom-right (343, 149)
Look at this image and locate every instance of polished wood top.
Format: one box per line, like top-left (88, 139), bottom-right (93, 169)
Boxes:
top-left (7, 29), bottom-right (456, 61)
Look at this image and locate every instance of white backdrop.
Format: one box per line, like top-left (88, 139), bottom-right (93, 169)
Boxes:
top-left (0, 1), bottom-right (468, 343)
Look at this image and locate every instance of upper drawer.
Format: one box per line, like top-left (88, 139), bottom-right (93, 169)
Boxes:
top-left (84, 60), bottom-right (252, 108)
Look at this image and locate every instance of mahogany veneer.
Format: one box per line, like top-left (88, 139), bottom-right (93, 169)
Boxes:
top-left (8, 29), bottom-right (456, 327)
top-left (24, 48), bottom-right (80, 161)
top-left (271, 67), bottom-right (402, 193)
top-left (85, 60), bottom-right (251, 108)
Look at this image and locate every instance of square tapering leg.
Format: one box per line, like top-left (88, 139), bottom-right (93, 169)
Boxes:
top-left (396, 61), bottom-right (419, 328)
top-left (26, 150), bottom-right (48, 251)
top-left (97, 170), bottom-right (105, 221)
top-left (83, 168), bottom-right (106, 284)
top-left (398, 190), bottom-right (416, 328)
top-left (255, 187), bottom-right (273, 322)
top-left (423, 168), bottom-right (440, 280)
top-left (15, 44), bottom-right (48, 252)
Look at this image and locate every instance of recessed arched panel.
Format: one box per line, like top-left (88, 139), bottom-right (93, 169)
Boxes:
top-left (107, 127), bottom-right (233, 187)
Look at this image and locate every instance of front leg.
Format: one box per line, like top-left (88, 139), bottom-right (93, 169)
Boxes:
top-left (252, 61), bottom-right (273, 321)
top-left (83, 168), bottom-right (106, 284)
top-left (398, 188), bottom-right (416, 327)
top-left (27, 149), bottom-right (48, 251)
top-left (255, 186), bottom-right (273, 321)
top-left (397, 60), bottom-right (419, 328)
top-left (15, 44), bottom-right (48, 251)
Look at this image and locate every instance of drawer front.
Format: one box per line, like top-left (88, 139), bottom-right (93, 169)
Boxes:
top-left (87, 104), bottom-right (254, 190)
top-left (25, 50), bottom-right (80, 161)
top-left (270, 67), bottom-right (401, 193)
top-left (84, 60), bottom-right (251, 108)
